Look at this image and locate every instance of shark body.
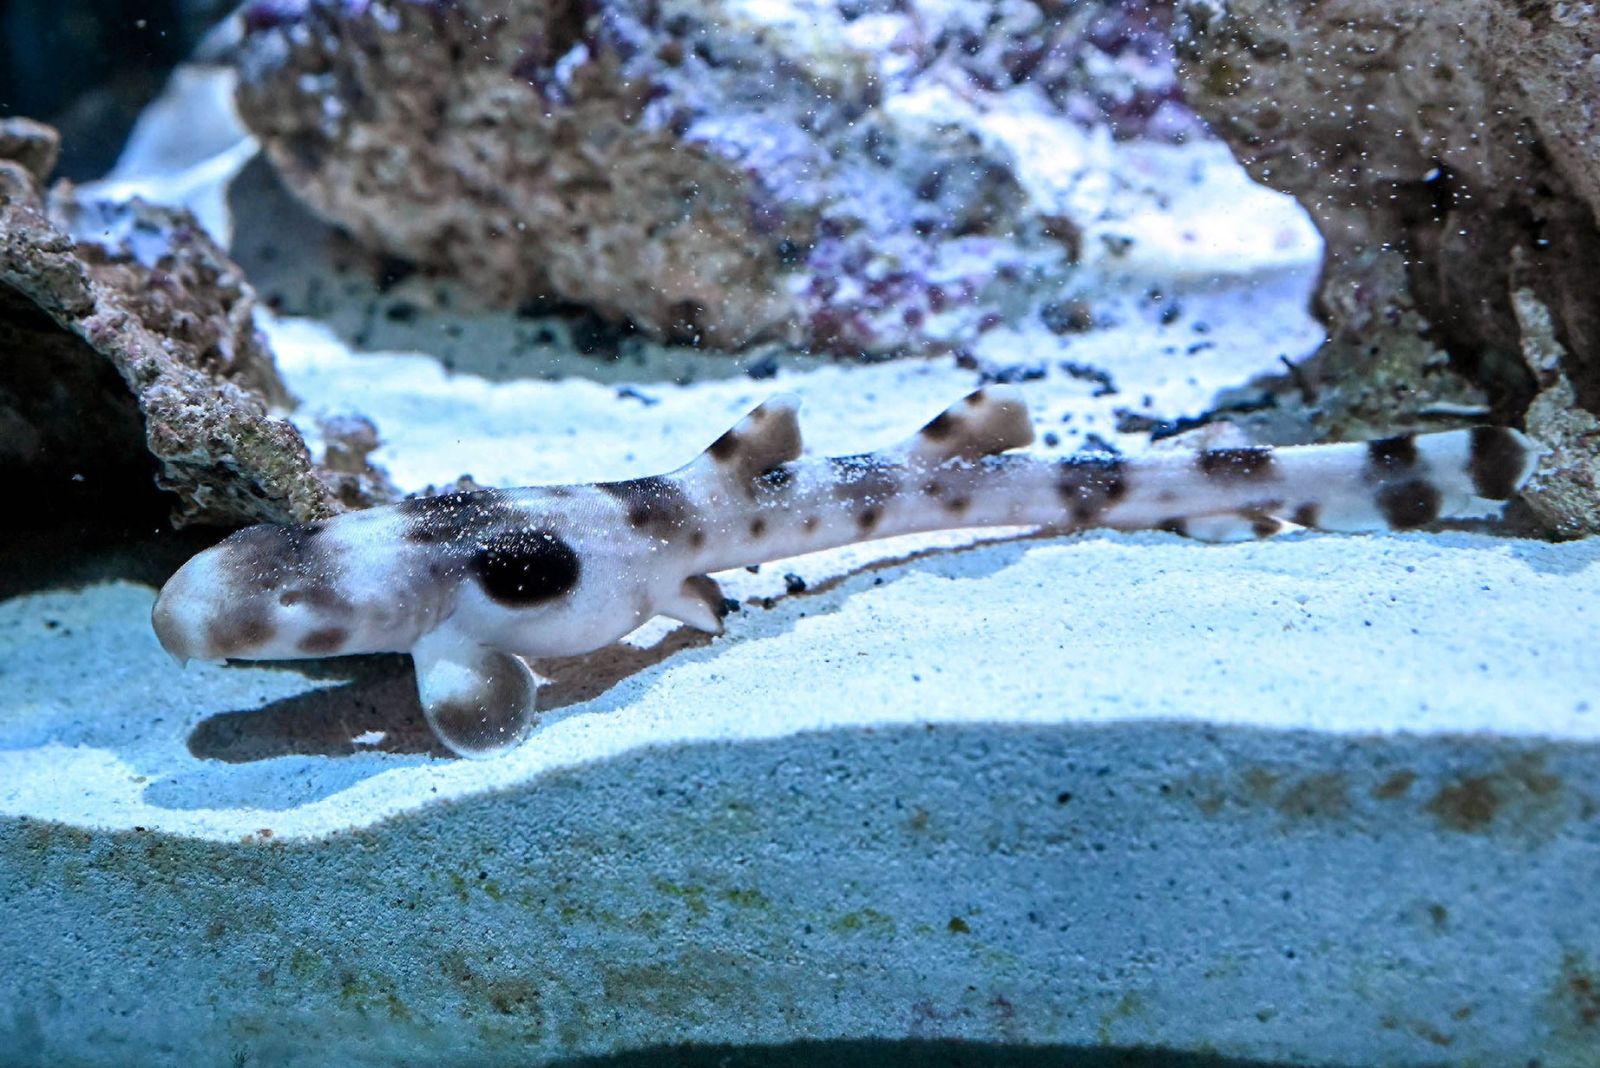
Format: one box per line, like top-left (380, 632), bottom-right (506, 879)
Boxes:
top-left (152, 387), bottom-right (1538, 757)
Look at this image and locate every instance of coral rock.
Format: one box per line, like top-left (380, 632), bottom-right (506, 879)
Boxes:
top-left (0, 121), bottom-right (382, 528)
top-left (234, 0), bottom-right (1184, 356)
top-left (1173, 0), bottom-right (1600, 456)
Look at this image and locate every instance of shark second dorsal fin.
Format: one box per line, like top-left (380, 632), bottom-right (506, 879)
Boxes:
top-left (694, 395), bottom-right (804, 486)
top-left (905, 386), bottom-right (1034, 465)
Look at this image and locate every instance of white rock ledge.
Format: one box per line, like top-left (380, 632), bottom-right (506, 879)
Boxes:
top-left (2, 531), bottom-right (1598, 1067)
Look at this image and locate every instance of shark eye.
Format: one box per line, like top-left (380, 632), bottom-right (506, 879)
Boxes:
top-left (471, 530), bottom-right (580, 606)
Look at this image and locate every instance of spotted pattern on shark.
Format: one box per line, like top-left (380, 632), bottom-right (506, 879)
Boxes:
top-left (151, 388), bottom-right (1539, 758)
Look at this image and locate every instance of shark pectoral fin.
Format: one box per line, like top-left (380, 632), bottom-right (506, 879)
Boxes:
top-left (411, 628), bottom-right (542, 759)
top-left (658, 575), bottom-right (729, 634)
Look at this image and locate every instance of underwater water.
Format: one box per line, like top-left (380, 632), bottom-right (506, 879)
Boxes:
top-left (2, 1), bottom-right (1598, 1065)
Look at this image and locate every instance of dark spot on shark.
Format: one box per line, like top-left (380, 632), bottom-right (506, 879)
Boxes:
top-left (278, 585), bottom-right (354, 617)
top-left (1468, 427), bottom-right (1528, 500)
top-left (707, 429), bottom-right (739, 461)
top-left (221, 522), bottom-right (328, 594)
top-left (921, 410), bottom-right (956, 440)
top-left (297, 626), bottom-right (350, 656)
top-left (1367, 435), bottom-right (1418, 476)
top-left (1247, 513), bottom-right (1282, 538)
top-left (1198, 447), bottom-right (1276, 481)
top-left (757, 464), bottom-right (795, 492)
top-left (473, 529), bottom-right (580, 606)
top-left (680, 574), bottom-right (727, 625)
top-left (1376, 479), bottom-right (1442, 529)
top-left (1055, 455), bottom-right (1127, 523)
top-left (599, 475), bottom-right (690, 539)
top-left (830, 454), bottom-right (898, 507)
top-left (400, 489), bottom-right (517, 546)
top-left (207, 604), bottom-right (272, 655)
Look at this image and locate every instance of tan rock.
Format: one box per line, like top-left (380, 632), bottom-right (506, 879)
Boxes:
top-left (1, 121), bottom-right (392, 528)
top-left (1173, 0), bottom-right (1600, 462)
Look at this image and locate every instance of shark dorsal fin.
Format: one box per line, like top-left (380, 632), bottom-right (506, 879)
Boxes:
top-left (693, 395), bottom-right (804, 486)
top-left (904, 386), bottom-right (1034, 465)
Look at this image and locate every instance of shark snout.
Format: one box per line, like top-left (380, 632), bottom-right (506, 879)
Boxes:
top-left (151, 558), bottom-right (208, 665)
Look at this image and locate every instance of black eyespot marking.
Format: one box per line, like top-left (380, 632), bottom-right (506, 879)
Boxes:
top-left (749, 517), bottom-right (767, 538)
top-left (689, 529), bottom-right (706, 549)
top-left (858, 506), bottom-right (882, 532)
top-left (802, 515), bottom-right (820, 533)
top-left (1291, 503), bottom-right (1320, 529)
top-left (399, 489), bottom-right (517, 546)
top-left (1367, 435), bottom-right (1418, 475)
top-left (298, 626), bottom-right (349, 655)
top-left (599, 476), bottom-right (690, 539)
top-left (946, 495), bottom-right (971, 515)
top-left (921, 411), bottom-right (957, 440)
top-left (1055, 456), bottom-right (1127, 524)
top-left (1376, 479), bottom-right (1442, 530)
top-left (473, 529), bottom-right (581, 606)
top-left (1198, 447), bottom-right (1276, 481)
top-left (1468, 427), bottom-right (1527, 500)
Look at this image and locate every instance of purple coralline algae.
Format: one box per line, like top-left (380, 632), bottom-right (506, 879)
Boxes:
top-left (234, 0), bottom-right (1192, 356)
top-left (1, 118), bottom-right (391, 528)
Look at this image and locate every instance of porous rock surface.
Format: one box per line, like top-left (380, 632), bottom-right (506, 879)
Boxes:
top-left (0, 118), bottom-right (385, 528)
top-left (1171, 0), bottom-right (1600, 530)
top-left (233, 0), bottom-right (1187, 355)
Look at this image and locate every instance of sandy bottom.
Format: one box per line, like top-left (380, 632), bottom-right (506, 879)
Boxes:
top-left (5, 61), bottom-right (1592, 848)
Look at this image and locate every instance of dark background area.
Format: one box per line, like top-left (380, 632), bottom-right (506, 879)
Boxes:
top-left (0, 0), bottom-right (227, 178)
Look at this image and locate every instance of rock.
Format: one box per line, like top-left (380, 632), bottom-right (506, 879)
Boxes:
top-left (1, 531), bottom-right (1597, 1065)
top-left (0, 119), bottom-right (61, 186)
top-left (0, 121), bottom-right (387, 529)
top-left (1512, 274), bottom-right (1600, 538)
top-left (1171, 0), bottom-right (1600, 448)
top-left (232, 0), bottom-right (1190, 356)
top-left (0, 0), bottom-right (232, 179)
top-left (314, 412), bottom-right (403, 511)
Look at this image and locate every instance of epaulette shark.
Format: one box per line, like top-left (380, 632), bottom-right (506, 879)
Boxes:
top-left (152, 387), bottom-right (1538, 758)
